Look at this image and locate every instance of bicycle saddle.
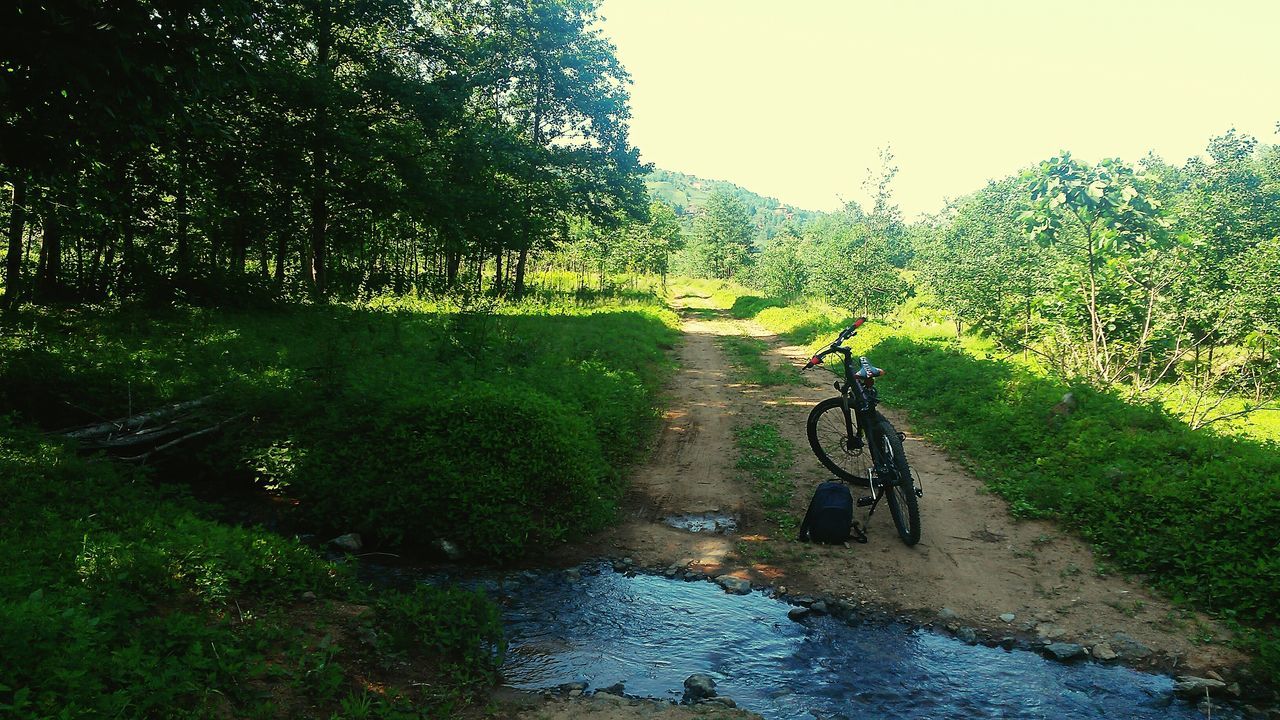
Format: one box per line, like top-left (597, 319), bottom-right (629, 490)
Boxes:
top-left (854, 357), bottom-right (884, 379)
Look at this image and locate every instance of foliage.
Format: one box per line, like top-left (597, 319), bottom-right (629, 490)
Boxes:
top-left (676, 189), bottom-right (756, 280)
top-left (0, 0), bottom-right (647, 305)
top-left (645, 167), bottom-right (820, 244)
top-left (281, 382), bottom-right (616, 560)
top-left (0, 419), bottom-right (343, 717)
top-left (911, 132), bottom-right (1280, 424)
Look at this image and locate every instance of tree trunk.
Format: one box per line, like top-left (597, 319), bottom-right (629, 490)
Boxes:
top-left (175, 150), bottom-right (190, 280)
top-left (37, 200), bottom-right (61, 299)
top-left (446, 248), bottom-right (460, 288)
top-left (308, 3), bottom-right (333, 297)
top-left (3, 174), bottom-right (28, 308)
top-left (514, 246), bottom-right (530, 299)
top-left (493, 248), bottom-right (503, 295)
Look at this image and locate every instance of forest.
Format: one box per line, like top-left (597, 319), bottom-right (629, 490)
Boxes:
top-left (0, 0), bottom-right (647, 305)
top-left (3, 0), bottom-right (1280, 717)
top-left (713, 138), bottom-right (1280, 436)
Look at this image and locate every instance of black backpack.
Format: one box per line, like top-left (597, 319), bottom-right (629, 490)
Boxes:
top-left (798, 481), bottom-right (865, 544)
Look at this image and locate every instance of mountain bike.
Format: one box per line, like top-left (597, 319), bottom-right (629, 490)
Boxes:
top-left (801, 317), bottom-right (922, 545)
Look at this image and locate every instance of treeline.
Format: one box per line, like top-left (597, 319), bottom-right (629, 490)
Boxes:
top-left (645, 167), bottom-right (822, 244)
top-left (685, 152), bottom-right (910, 315)
top-left (915, 129), bottom-right (1280, 420)
top-left (0, 0), bottom-right (646, 306)
top-left (705, 134), bottom-right (1280, 420)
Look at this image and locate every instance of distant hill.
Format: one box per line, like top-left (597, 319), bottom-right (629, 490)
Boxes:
top-left (645, 168), bottom-right (822, 245)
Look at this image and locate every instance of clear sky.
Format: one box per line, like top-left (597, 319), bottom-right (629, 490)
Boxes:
top-left (596, 0), bottom-right (1280, 216)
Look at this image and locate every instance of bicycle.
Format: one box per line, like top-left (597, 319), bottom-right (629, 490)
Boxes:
top-left (801, 317), bottom-right (922, 545)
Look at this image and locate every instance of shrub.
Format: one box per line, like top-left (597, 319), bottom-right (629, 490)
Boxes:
top-left (277, 382), bottom-right (616, 560)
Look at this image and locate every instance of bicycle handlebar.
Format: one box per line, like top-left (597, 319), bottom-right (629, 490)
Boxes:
top-left (801, 316), bottom-right (868, 370)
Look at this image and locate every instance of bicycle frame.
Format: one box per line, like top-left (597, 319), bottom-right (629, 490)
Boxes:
top-left (827, 347), bottom-right (897, 497)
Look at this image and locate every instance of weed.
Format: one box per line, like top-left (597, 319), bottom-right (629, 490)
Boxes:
top-left (734, 422), bottom-right (798, 532)
top-left (720, 335), bottom-right (803, 386)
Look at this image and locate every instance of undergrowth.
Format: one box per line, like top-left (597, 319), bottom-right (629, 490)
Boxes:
top-left (0, 419), bottom-right (503, 718)
top-left (0, 286), bottom-right (679, 561)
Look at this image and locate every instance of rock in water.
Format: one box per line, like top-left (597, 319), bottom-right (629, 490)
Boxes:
top-left (558, 681), bottom-right (588, 697)
top-left (328, 533), bottom-right (362, 553)
top-left (600, 682), bottom-right (625, 696)
top-left (682, 674), bottom-right (717, 704)
top-left (787, 607), bottom-right (812, 622)
top-left (1044, 643), bottom-right (1086, 661)
top-left (956, 627), bottom-right (978, 644)
top-left (1091, 642), bottom-right (1118, 661)
top-left (1173, 676), bottom-right (1227, 698)
top-left (715, 575), bottom-right (751, 595)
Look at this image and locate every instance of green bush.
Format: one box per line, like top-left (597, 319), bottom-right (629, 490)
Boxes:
top-left (0, 292), bottom-right (677, 564)
top-left (276, 382), bottom-right (616, 560)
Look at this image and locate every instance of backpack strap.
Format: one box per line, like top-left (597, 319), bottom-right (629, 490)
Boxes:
top-left (849, 521), bottom-right (868, 544)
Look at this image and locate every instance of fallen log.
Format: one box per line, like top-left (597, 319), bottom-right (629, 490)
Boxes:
top-left (58, 395), bottom-right (243, 463)
top-left (62, 396), bottom-right (212, 441)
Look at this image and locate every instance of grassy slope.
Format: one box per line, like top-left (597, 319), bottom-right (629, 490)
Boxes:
top-left (687, 277), bottom-right (1280, 682)
top-left (0, 283), bottom-right (680, 717)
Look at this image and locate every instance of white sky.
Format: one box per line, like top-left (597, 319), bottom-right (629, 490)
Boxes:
top-left (596, 0), bottom-right (1280, 216)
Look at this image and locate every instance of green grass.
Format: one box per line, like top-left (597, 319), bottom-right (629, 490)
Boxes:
top-left (0, 281), bottom-right (678, 716)
top-left (1, 286), bottom-right (679, 561)
top-left (696, 277), bottom-right (1280, 685)
top-left (719, 335), bottom-right (802, 386)
top-left (734, 422), bottom-right (798, 533)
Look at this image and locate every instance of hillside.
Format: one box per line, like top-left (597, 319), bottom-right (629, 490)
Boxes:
top-left (645, 168), bottom-right (823, 245)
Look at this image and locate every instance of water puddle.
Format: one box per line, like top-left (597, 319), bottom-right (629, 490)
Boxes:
top-left (482, 565), bottom-right (1235, 720)
top-left (662, 512), bottom-right (738, 534)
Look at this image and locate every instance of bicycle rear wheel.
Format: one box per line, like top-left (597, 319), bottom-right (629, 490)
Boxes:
top-left (807, 397), bottom-right (872, 486)
top-left (876, 415), bottom-right (920, 546)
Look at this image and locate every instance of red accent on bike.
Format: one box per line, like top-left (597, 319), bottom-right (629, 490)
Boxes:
top-left (852, 316), bottom-right (867, 329)
top-left (807, 355), bottom-right (822, 367)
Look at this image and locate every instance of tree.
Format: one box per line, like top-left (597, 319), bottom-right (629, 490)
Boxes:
top-left (798, 206), bottom-right (906, 315)
top-left (749, 229), bottom-right (807, 299)
top-left (687, 190), bottom-right (753, 279)
top-left (1022, 153), bottom-right (1171, 384)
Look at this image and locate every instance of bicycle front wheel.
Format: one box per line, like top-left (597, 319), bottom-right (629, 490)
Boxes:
top-left (876, 415), bottom-right (921, 546)
top-left (807, 397), bottom-right (872, 486)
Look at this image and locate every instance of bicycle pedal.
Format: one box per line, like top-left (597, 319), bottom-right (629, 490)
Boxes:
top-left (856, 496), bottom-right (874, 507)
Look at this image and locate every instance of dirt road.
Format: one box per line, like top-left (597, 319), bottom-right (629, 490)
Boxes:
top-left (542, 290), bottom-right (1244, 683)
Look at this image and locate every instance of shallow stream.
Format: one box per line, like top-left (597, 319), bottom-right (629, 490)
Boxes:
top-left (413, 563), bottom-right (1233, 720)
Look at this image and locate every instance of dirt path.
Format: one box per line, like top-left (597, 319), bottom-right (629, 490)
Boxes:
top-left (544, 291), bottom-right (1245, 683)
